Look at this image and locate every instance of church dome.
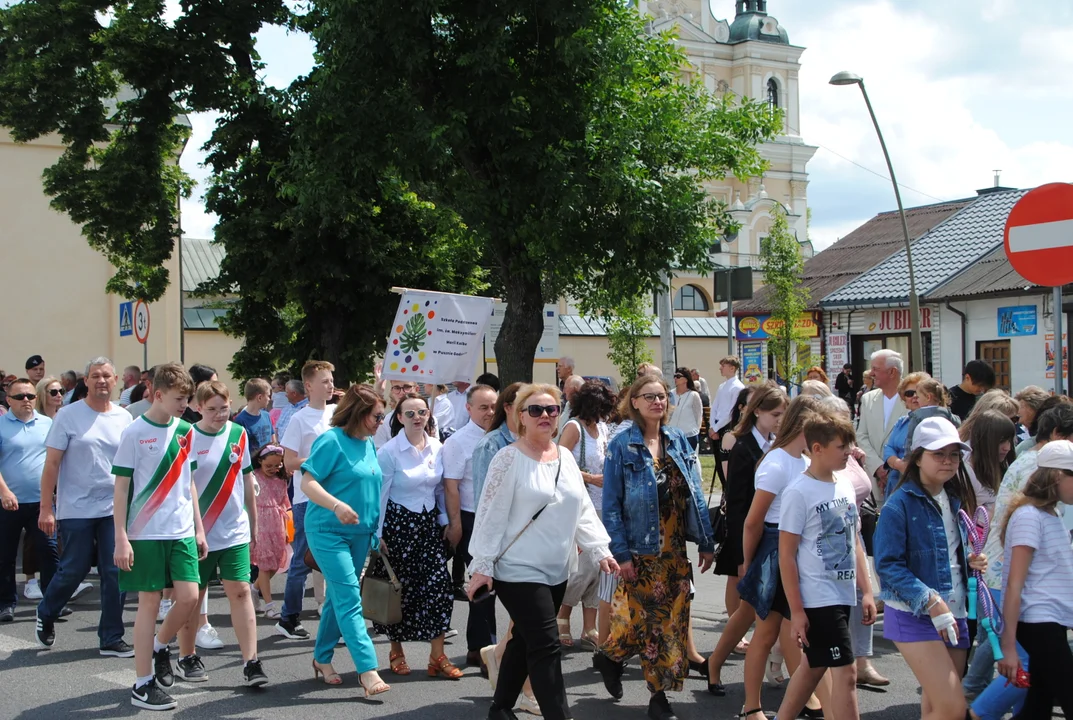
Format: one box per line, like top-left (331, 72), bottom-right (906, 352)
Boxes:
top-left (728, 1), bottom-right (789, 45)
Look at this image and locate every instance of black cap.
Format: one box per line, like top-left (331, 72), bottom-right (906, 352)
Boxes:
top-left (25, 355), bottom-right (44, 370)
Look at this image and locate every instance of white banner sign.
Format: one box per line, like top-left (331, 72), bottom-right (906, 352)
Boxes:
top-left (383, 290), bottom-right (494, 383)
top-left (826, 332), bottom-right (849, 379)
top-left (484, 302), bottom-right (560, 363)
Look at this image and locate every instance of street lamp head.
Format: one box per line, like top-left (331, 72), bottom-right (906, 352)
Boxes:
top-left (829, 71), bottom-right (863, 86)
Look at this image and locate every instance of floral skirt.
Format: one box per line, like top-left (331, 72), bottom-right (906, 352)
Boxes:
top-left (368, 501), bottom-right (453, 642)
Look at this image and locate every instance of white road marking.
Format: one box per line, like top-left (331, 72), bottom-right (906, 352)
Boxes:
top-left (0, 632), bottom-right (39, 655)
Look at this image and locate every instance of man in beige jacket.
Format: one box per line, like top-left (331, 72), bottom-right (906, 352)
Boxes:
top-left (856, 349), bottom-right (907, 507)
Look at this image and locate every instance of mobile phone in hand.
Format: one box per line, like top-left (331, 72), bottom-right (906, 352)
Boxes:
top-left (471, 585), bottom-right (496, 604)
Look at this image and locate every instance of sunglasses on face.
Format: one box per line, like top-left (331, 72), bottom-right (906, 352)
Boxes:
top-left (673, 374), bottom-right (685, 379)
top-left (373, 413), bottom-right (386, 423)
top-left (903, 389), bottom-right (916, 398)
top-left (639, 392), bottom-right (668, 404)
top-left (9, 393), bottom-right (35, 401)
top-left (403, 409), bottom-right (429, 419)
top-left (47, 388), bottom-right (64, 397)
top-left (524, 405), bottom-right (561, 418)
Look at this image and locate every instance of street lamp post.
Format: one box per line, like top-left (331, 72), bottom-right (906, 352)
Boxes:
top-left (830, 71), bottom-right (925, 373)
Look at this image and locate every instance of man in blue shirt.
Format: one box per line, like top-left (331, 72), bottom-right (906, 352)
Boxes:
top-left (0, 378), bottom-right (58, 622)
top-left (275, 379), bottom-right (307, 442)
top-left (233, 378), bottom-right (275, 452)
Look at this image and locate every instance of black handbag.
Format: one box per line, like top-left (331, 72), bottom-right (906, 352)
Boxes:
top-left (707, 451), bottom-right (728, 551)
top-left (859, 491), bottom-right (879, 556)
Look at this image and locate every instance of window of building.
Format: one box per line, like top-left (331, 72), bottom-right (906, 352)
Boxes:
top-left (673, 284), bottom-right (710, 312)
top-left (767, 77), bottom-right (779, 112)
top-left (977, 340), bottom-right (1011, 392)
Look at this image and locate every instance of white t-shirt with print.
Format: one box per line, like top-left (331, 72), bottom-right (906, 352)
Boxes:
top-left (46, 401), bottom-right (133, 520)
top-left (281, 405), bottom-right (334, 505)
top-left (192, 422), bottom-right (254, 551)
top-left (779, 473), bottom-right (859, 608)
top-left (754, 448), bottom-right (810, 524)
top-left (1002, 505), bottom-right (1073, 626)
top-left (112, 417), bottom-right (198, 541)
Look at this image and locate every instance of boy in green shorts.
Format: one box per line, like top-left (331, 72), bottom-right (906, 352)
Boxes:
top-left (175, 380), bottom-right (267, 687)
top-left (112, 363), bottom-right (206, 711)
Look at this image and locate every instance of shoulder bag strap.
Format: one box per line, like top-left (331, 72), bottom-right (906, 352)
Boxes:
top-left (493, 447), bottom-right (562, 565)
top-left (371, 549), bottom-right (402, 590)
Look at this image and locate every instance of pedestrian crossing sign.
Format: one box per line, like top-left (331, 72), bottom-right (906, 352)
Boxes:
top-left (119, 301), bottom-right (133, 337)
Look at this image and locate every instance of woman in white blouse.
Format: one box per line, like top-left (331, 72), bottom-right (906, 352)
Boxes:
top-left (670, 366), bottom-right (703, 451)
top-left (468, 384), bottom-right (617, 720)
top-left (372, 394), bottom-right (461, 680)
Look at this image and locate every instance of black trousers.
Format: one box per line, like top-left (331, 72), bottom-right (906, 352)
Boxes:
top-left (494, 580), bottom-right (569, 720)
top-left (0, 502), bottom-right (58, 608)
top-left (1015, 621), bottom-right (1073, 719)
top-left (459, 510), bottom-right (497, 651)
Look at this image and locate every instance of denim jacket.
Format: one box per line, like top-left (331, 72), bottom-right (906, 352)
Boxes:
top-left (602, 423), bottom-right (715, 563)
top-left (873, 480), bottom-right (969, 616)
top-left (882, 407), bottom-right (960, 500)
top-left (471, 423), bottom-right (516, 510)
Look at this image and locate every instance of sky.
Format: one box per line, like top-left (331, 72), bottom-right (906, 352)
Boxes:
top-left (178, 0), bottom-right (1073, 252)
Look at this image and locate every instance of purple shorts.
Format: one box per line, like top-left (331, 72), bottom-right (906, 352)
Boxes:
top-left (883, 606), bottom-right (970, 649)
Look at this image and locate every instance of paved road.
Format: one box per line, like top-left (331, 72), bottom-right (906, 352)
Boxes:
top-left (0, 553), bottom-right (937, 720)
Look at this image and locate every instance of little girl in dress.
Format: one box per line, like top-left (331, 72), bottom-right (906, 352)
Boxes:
top-left (250, 445), bottom-right (292, 619)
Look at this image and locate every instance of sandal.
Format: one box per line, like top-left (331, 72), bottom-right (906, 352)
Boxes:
top-left (580, 628), bottom-right (599, 652)
top-left (428, 654), bottom-right (464, 680)
top-left (557, 618), bottom-right (573, 647)
top-left (766, 659), bottom-right (786, 686)
top-left (359, 672), bottom-right (391, 697)
top-left (741, 709), bottom-right (769, 719)
top-left (312, 659), bottom-right (343, 685)
top-left (733, 639), bottom-right (750, 655)
top-left (389, 651), bottom-right (411, 675)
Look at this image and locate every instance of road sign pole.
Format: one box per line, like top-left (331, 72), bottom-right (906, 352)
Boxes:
top-left (1056, 286), bottom-right (1064, 396)
top-left (728, 280), bottom-right (735, 356)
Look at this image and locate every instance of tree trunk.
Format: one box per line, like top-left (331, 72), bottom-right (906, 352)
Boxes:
top-left (494, 274), bottom-right (545, 386)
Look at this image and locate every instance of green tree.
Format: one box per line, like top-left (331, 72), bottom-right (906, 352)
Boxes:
top-left (760, 206), bottom-right (818, 387)
top-left (604, 294), bottom-right (655, 383)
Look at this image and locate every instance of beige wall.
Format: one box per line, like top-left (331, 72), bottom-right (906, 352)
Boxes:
top-left (183, 329), bottom-right (244, 399)
top-left (557, 335), bottom-right (731, 389)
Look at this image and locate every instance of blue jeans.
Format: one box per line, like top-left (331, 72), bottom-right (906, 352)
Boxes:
top-left (965, 589), bottom-right (1028, 720)
top-left (305, 528), bottom-right (378, 673)
top-left (281, 502), bottom-right (310, 621)
top-left (38, 516), bottom-right (125, 647)
top-left (0, 503), bottom-right (58, 608)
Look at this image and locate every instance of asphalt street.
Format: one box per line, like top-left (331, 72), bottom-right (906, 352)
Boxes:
top-left (0, 546), bottom-right (950, 720)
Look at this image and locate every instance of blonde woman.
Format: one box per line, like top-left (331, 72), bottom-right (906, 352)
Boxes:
top-left (959, 390), bottom-right (1019, 442)
top-left (34, 376), bottom-right (64, 419)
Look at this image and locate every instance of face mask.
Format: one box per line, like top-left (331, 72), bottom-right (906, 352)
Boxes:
top-left (272, 391), bottom-right (289, 409)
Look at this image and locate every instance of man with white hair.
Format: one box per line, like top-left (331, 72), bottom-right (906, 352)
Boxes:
top-left (556, 356), bottom-right (575, 393)
top-left (856, 349), bottom-right (907, 506)
top-left (36, 357), bottom-right (134, 655)
top-left (559, 375), bottom-right (585, 433)
top-left (117, 366), bottom-right (141, 407)
top-left (275, 379), bottom-right (307, 441)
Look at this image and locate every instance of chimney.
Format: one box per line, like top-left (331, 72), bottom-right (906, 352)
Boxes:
top-left (994, 169), bottom-right (1001, 187)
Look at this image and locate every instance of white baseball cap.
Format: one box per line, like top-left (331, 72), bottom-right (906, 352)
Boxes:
top-left (911, 417), bottom-right (970, 453)
top-left (1036, 440), bottom-right (1073, 472)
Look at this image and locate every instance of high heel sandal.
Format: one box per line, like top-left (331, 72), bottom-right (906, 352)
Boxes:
top-left (556, 618), bottom-right (573, 646)
top-left (359, 673), bottom-right (391, 697)
top-left (312, 659), bottom-right (343, 685)
top-left (689, 656), bottom-right (709, 677)
top-left (428, 654), bottom-right (464, 679)
top-left (389, 651), bottom-right (411, 675)
top-left (740, 709), bottom-right (770, 719)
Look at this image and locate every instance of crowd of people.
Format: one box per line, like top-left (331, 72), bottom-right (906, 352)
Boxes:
top-left (0, 350), bottom-right (1071, 719)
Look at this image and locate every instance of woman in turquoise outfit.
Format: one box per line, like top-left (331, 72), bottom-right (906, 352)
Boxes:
top-left (300, 384), bottom-right (391, 697)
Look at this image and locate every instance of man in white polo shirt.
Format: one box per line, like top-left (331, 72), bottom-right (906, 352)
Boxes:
top-left (442, 383), bottom-right (498, 669)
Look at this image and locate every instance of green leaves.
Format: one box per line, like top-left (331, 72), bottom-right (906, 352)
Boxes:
top-left (399, 313), bottom-right (428, 354)
top-left (604, 294), bottom-right (654, 383)
top-left (761, 206), bottom-right (818, 385)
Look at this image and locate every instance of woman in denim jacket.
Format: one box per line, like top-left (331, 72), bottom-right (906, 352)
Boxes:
top-left (594, 374), bottom-right (715, 720)
top-left (874, 417), bottom-right (988, 720)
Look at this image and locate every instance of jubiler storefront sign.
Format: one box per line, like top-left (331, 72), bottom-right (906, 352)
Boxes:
top-left (861, 308), bottom-right (933, 334)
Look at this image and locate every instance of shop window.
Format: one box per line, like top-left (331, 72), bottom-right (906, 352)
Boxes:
top-left (977, 340), bottom-right (1011, 392)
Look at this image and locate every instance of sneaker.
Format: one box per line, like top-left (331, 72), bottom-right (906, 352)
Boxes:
top-left (274, 617), bottom-right (310, 640)
top-left (243, 659), bottom-right (269, 687)
top-left (176, 654), bottom-right (208, 683)
top-left (153, 646), bottom-right (175, 688)
top-left (157, 599), bottom-right (173, 622)
top-left (0, 606), bottom-right (14, 623)
top-left (23, 579), bottom-right (42, 600)
top-left (445, 628), bottom-right (459, 639)
top-left (35, 612), bottom-right (55, 648)
top-left (195, 623), bottom-right (224, 650)
top-left (250, 585), bottom-right (265, 613)
top-left (130, 677), bottom-right (177, 711)
top-left (59, 605), bottom-right (74, 617)
top-left (263, 602), bottom-right (280, 619)
top-left (100, 640), bottom-right (135, 658)
top-left (70, 581), bottom-right (93, 600)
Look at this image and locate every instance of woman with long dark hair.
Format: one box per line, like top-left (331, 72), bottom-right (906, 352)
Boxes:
top-left (669, 367), bottom-right (703, 451)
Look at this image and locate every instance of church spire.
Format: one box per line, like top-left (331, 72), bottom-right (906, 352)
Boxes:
top-left (736, 1), bottom-right (768, 15)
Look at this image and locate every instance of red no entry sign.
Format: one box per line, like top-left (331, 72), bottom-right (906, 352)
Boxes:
top-left (1004, 183), bottom-right (1073, 287)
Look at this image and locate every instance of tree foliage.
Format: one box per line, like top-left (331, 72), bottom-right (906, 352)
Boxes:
top-left (1, 0), bottom-right (780, 384)
top-left (760, 206), bottom-right (817, 387)
top-left (604, 294), bottom-right (655, 383)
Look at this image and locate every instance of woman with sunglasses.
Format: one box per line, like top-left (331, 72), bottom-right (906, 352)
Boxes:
top-left (669, 367), bottom-right (703, 452)
top-left (370, 393), bottom-right (460, 680)
top-left (468, 384), bottom-right (614, 720)
top-left (299, 384), bottom-right (391, 697)
top-left (34, 376), bottom-right (65, 419)
top-left (595, 374), bottom-right (715, 720)
top-left (881, 374), bottom-right (957, 499)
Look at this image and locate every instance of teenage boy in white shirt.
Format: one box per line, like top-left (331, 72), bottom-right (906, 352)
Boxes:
top-left (776, 415), bottom-right (876, 720)
top-left (276, 360), bottom-right (335, 640)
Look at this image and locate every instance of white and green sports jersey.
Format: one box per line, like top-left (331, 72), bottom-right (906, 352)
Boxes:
top-left (112, 416), bottom-right (198, 541)
top-left (192, 421), bottom-right (254, 551)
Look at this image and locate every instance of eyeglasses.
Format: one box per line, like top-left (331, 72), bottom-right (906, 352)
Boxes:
top-left (673, 374), bottom-right (684, 379)
top-left (524, 405), bottom-right (561, 418)
top-left (392, 385), bottom-right (417, 393)
top-left (373, 413), bottom-right (386, 423)
top-left (403, 409), bottom-right (429, 419)
top-left (903, 389), bottom-right (916, 398)
top-left (639, 392), bottom-right (668, 404)
top-left (8, 393), bottom-right (35, 401)
top-left (926, 450), bottom-right (962, 464)
top-left (48, 388), bottom-right (64, 397)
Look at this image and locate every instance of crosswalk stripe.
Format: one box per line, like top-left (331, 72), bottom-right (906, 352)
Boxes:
top-left (0, 632), bottom-right (39, 655)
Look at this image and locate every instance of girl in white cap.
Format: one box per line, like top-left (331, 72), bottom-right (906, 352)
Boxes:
top-left (997, 440), bottom-right (1073, 718)
top-left (873, 417), bottom-right (987, 720)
